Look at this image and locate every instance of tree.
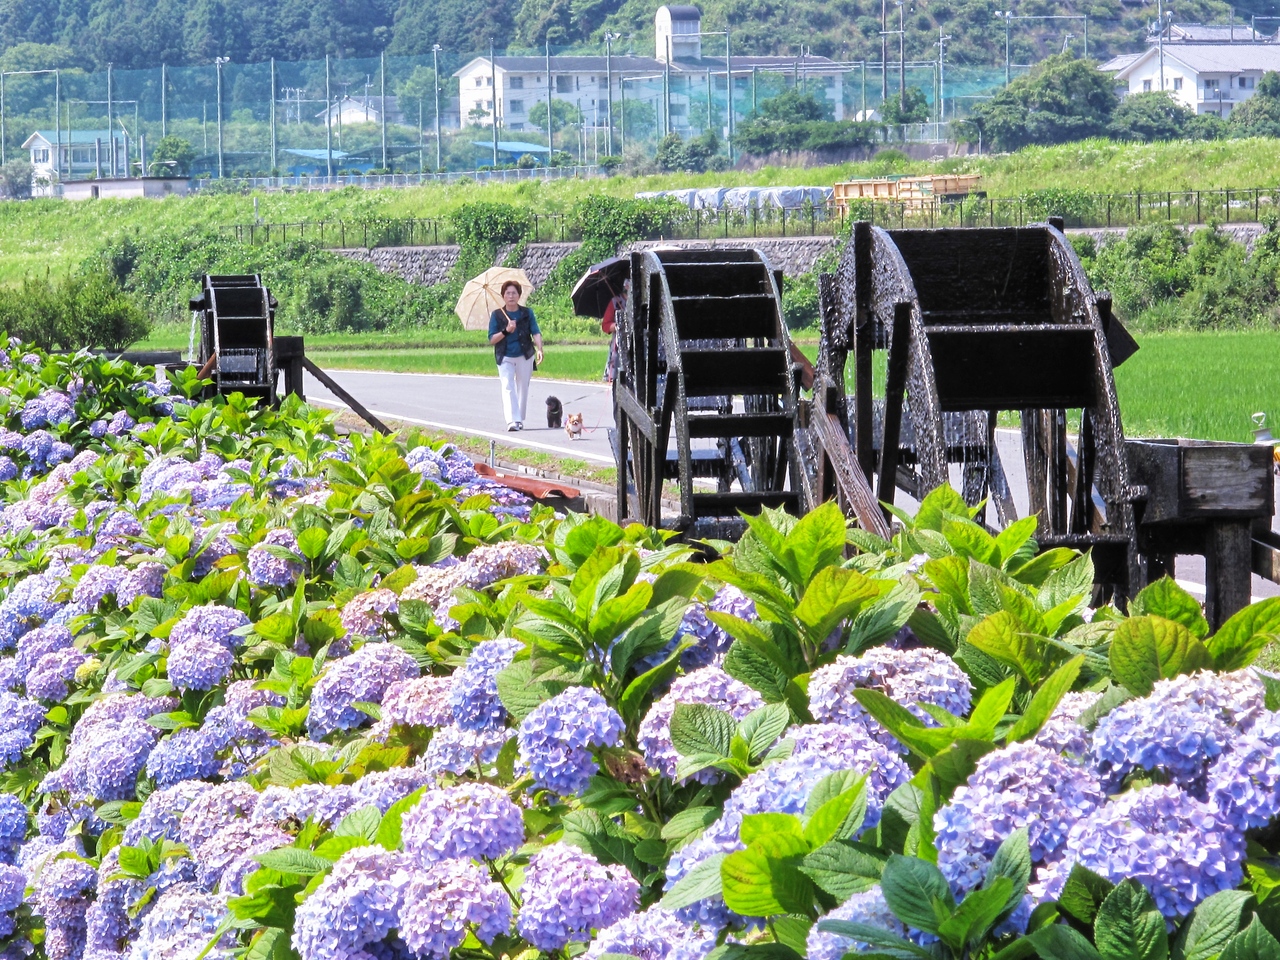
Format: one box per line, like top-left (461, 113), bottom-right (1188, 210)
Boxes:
top-left (1107, 91), bottom-right (1195, 141)
top-left (1229, 70), bottom-right (1280, 137)
top-left (881, 87), bottom-right (930, 124)
top-left (655, 130), bottom-right (721, 172)
top-left (0, 161), bottom-right (33, 200)
top-left (150, 136), bottom-right (196, 176)
top-left (528, 99), bottom-right (583, 133)
top-left (756, 88), bottom-right (829, 123)
top-left (971, 53), bottom-right (1118, 150)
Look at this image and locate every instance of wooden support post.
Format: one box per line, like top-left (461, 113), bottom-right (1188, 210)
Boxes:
top-left (853, 221), bottom-right (875, 478)
top-left (301, 357), bottom-right (391, 434)
top-left (876, 303), bottom-right (912, 513)
top-left (1204, 521), bottom-right (1253, 630)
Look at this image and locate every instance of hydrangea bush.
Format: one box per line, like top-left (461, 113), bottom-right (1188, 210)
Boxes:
top-left (0, 349), bottom-right (1273, 959)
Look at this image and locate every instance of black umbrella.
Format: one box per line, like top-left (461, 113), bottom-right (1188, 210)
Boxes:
top-left (571, 256), bottom-right (630, 319)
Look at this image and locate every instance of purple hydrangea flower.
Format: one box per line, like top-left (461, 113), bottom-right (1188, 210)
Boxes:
top-left (291, 846), bottom-right (414, 960)
top-left (518, 686), bottom-right (625, 796)
top-left (370, 676), bottom-right (454, 739)
top-left (402, 782), bottom-right (525, 866)
top-left (169, 604), bottom-right (251, 651)
top-left (178, 782), bottom-right (259, 850)
top-left (1034, 690), bottom-right (1102, 761)
top-left (247, 528), bottom-right (305, 589)
top-left (809, 647), bottom-right (973, 749)
top-left (420, 724), bottom-right (510, 776)
top-left (195, 819), bottom-right (293, 893)
top-left (341, 589), bottom-right (399, 639)
top-left (117, 562), bottom-right (167, 606)
top-left (934, 741), bottom-right (1105, 895)
top-left (307, 642), bottom-right (420, 739)
top-left (1206, 710), bottom-right (1280, 832)
top-left (124, 780), bottom-right (214, 845)
top-left (449, 637), bottom-right (523, 731)
top-left (808, 889), bottom-right (907, 960)
top-left (25, 648), bottom-right (86, 701)
top-left (399, 859), bottom-right (512, 960)
top-left (639, 666), bottom-right (764, 782)
top-left (32, 856), bottom-right (95, 960)
top-left (71, 564), bottom-right (126, 609)
top-left (128, 883), bottom-right (235, 960)
top-left (583, 907), bottom-right (717, 960)
top-left (167, 636), bottom-right (234, 692)
top-left (459, 541), bottom-right (545, 588)
top-left (517, 843), bottom-right (639, 950)
top-left (146, 729), bottom-right (221, 788)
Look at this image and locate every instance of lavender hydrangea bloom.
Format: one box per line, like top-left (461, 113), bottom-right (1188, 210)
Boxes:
top-left (138, 456), bottom-right (203, 501)
top-left (0, 572), bottom-right (64, 648)
top-left (72, 564), bottom-right (127, 609)
top-left (350, 767), bottom-right (436, 814)
top-left (146, 729), bottom-right (221, 788)
top-left (341, 589), bottom-right (400, 639)
top-left (421, 725), bottom-right (510, 776)
top-left (307, 642), bottom-right (420, 739)
top-left (646, 586), bottom-right (757, 672)
top-left (124, 780), bottom-right (214, 845)
top-left (128, 883), bottom-right (236, 960)
top-left (449, 637), bottom-right (523, 731)
top-left (105, 410), bottom-right (134, 436)
top-left (402, 783), bottom-right (524, 866)
top-left (934, 742), bottom-right (1105, 895)
top-left (178, 782), bottom-right (260, 850)
top-left (247, 528), bottom-right (305, 589)
top-left (33, 856), bottom-right (96, 960)
top-left (518, 686), bottom-right (625, 796)
top-left (1034, 690), bottom-right (1102, 761)
top-left (169, 604), bottom-right (250, 651)
top-left (0, 458), bottom-right (16, 483)
top-left (639, 667), bottom-right (764, 782)
top-left (583, 907), bottom-right (716, 960)
top-left (398, 859), bottom-right (512, 960)
top-left (1037, 784), bottom-right (1244, 920)
top-left (807, 889), bottom-right (907, 960)
top-left (370, 676), bottom-right (454, 740)
top-left (1206, 710), bottom-right (1280, 832)
top-left (0, 795), bottom-right (26, 859)
top-left (49, 716), bottom-right (159, 802)
top-left (195, 820), bottom-right (292, 893)
top-left (117, 563), bottom-right (167, 607)
top-left (87, 848), bottom-right (143, 956)
top-left (809, 647), bottom-right (973, 749)
top-left (517, 843), bottom-right (639, 951)
top-left (0, 863), bottom-right (23, 912)
top-left (789, 723), bottom-right (912, 829)
top-left (201, 680), bottom-right (284, 752)
top-left (17, 625), bottom-right (72, 677)
top-left (291, 847), bottom-right (414, 960)
top-left (167, 636), bottom-right (234, 692)
top-left (252, 783), bottom-right (360, 830)
top-left (460, 541), bottom-right (545, 588)
top-left (25, 647), bottom-right (86, 701)
top-left (1091, 670), bottom-right (1265, 793)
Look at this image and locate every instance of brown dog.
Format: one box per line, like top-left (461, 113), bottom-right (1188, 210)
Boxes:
top-left (564, 412), bottom-right (584, 440)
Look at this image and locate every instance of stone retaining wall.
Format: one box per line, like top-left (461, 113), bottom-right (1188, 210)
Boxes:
top-left (336, 245), bottom-right (461, 285)
top-left (630, 237), bottom-right (840, 276)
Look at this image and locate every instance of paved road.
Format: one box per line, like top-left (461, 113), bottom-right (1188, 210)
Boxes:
top-left (306, 367), bottom-right (1278, 600)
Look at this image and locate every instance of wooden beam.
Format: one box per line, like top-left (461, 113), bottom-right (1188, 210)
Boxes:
top-left (813, 407), bottom-right (892, 541)
top-left (1204, 521), bottom-right (1253, 630)
top-left (301, 357), bottom-right (391, 435)
top-left (877, 303), bottom-right (912, 512)
top-left (615, 386), bottom-right (658, 445)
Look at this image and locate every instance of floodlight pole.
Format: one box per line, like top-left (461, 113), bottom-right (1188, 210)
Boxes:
top-left (161, 63), bottom-right (167, 138)
top-left (490, 38), bottom-right (498, 167)
top-left (325, 54), bottom-right (333, 178)
top-left (605, 33), bottom-right (617, 156)
top-left (107, 64), bottom-right (114, 174)
top-left (380, 51), bottom-right (388, 171)
top-left (434, 44), bottom-right (443, 171)
top-left (270, 58), bottom-right (277, 174)
top-left (545, 40), bottom-right (553, 156)
top-left (54, 70), bottom-right (62, 182)
top-left (215, 57), bottom-right (229, 178)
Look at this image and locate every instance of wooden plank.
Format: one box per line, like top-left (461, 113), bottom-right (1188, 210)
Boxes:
top-left (692, 491), bottom-right (799, 513)
top-left (789, 342), bottom-right (815, 392)
top-left (615, 386), bottom-right (658, 445)
top-left (680, 348), bottom-right (788, 397)
top-left (1181, 443), bottom-right (1274, 517)
top-left (889, 227), bottom-right (1052, 316)
top-left (1253, 531), bottom-right (1280, 584)
top-left (853, 221), bottom-right (875, 479)
top-left (1204, 521), bottom-right (1253, 630)
top-left (877, 303), bottom-right (912, 512)
top-left (671, 295), bottom-right (777, 340)
top-left (686, 413), bottom-right (794, 438)
top-left (662, 262), bottom-right (768, 297)
top-left (301, 357), bottom-right (391, 435)
top-left (925, 326), bottom-right (1096, 410)
top-left (813, 408), bottom-right (892, 540)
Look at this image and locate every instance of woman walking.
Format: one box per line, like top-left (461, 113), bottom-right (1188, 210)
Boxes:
top-left (488, 280), bottom-right (543, 431)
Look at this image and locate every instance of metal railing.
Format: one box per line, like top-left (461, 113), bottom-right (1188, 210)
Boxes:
top-left (193, 165), bottom-right (602, 194)
top-left (219, 186), bottom-right (1280, 251)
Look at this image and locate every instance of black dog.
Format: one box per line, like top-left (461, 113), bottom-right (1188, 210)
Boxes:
top-left (546, 395), bottom-right (563, 429)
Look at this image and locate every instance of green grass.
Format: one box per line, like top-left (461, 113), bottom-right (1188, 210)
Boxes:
top-left (13, 137), bottom-right (1280, 287)
top-left (311, 344), bottom-right (611, 382)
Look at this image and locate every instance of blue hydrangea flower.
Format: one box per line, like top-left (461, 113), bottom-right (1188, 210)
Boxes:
top-left (1206, 710), bottom-right (1280, 832)
top-left (459, 541), bottom-right (545, 589)
top-left (252, 783), bottom-right (361, 830)
top-left (291, 846), bottom-right (414, 960)
top-left (398, 859), bottom-right (512, 960)
top-left (402, 782), bottom-right (525, 866)
top-left (123, 780), bottom-right (214, 846)
top-left (247, 528), bottom-right (305, 589)
top-left (370, 676), bottom-right (454, 740)
top-left (194, 819), bottom-right (292, 893)
top-left (340, 589), bottom-right (399, 639)
top-left (639, 666), bottom-right (764, 782)
top-left (167, 637), bottom-right (234, 692)
top-left (0, 459), bottom-right (17, 483)
top-left (808, 889), bottom-right (908, 960)
top-left (25, 648), bottom-right (86, 701)
top-left (583, 907), bottom-right (717, 960)
top-left (307, 642), bottom-right (420, 739)
top-left (169, 604), bottom-right (250, 651)
top-left (177, 781), bottom-right (260, 851)
top-left (117, 562), bottom-right (167, 607)
top-left (517, 843), bottom-right (639, 951)
top-left (421, 724), bottom-right (510, 776)
top-left (809, 646), bottom-right (973, 749)
top-left (518, 686), bottom-right (625, 796)
top-left (128, 882), bottom-right (236, 960)
top-left (349, 766), bottom-right (435, 814)
top-left (1034, 690), bottom-right (1102, 762)
top-left (1036, 783), bottom-right (1244, 920)
top-left (17, 624), bottom-right (72, 677)
top-left (33, 856), bottom-right (96, 959)
top-left (1091, 669), bottom-right (1264, 793)
top-left (934, 741), bottom-right (1105, 896)
top-left (449, 637), bottom-right (524, 731)
top-left (71, 564), bottom-right (126, 609)
top-left (146, 729), bottom-right (221, 788)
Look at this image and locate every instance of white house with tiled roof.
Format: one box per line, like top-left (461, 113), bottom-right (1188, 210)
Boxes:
top-left (1104, 43), bottom-right (1280, 116)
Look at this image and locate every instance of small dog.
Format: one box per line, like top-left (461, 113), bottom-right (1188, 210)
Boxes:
top-left (564, 412), bottom-right (585, 440)
top-left (545, 396), bottom-right (563, 429)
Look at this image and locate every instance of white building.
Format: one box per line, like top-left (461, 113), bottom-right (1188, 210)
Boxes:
top-left (1104, 43), bottom-right (1280, 116)
top-left (317, 96), bottom-right (404, 128)
top-left (22, 130), bottom-right (126, 186)
top-left (454, 4), bottom-right (844, 136)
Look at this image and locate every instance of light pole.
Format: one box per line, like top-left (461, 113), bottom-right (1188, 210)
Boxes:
top-left (215, 56), bottom-right (229, 179)
top-left (325, 54), bottom-right (333, 178)
top-left (693, 29), bottom-right (732, 159)
top-left (897, 1), bottom-right (905, 106)
top-left (881, 0), bottom-right (888, 101)
top-left (433, 44), bottom-right (443, 172)
top-left (936, 29), bottom-right (950, 123)
top-left (999, 12), bottom-right (1012, 85)
top-left (490, 38), bottom-right (498, 168)
top-left (545, 40), bottom-right (553, 158)
top-left (605, 32), bottom-right (620, 156)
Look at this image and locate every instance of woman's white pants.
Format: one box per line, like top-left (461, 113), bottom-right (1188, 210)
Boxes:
top-left (498, 354), bottom-right (535, 425)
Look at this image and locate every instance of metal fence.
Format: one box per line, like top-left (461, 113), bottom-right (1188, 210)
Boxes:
top-left (217, 186), bottom-right (1280, 252)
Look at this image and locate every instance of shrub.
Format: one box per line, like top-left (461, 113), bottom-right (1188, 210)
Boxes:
top-left (0, 270), bottom-right (149, 351)
top-left (450, 202), bottom-right (533, 253)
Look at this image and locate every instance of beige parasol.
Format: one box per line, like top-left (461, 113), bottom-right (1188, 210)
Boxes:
top-left (455, 267), bottom-right (534, 331)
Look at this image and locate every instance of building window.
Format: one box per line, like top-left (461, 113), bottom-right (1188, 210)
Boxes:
top-left (556, 75), bottom-right (573, 93)
top-left (509, 99), bottom-right (524, 113)
top-left (509, 76), bottom-right (524, 89)
top-left (32, 148), bottom-right (49, 163)
top-left (1174, 77), bottom-right (1182, 91)
top-left (1205, 78), bottom-right (1219, 89)
top-left (72, 148), bottom-right (91, 163)
top-left (598, 75), bottom-right (608, 89)
top-left (1240, 76), bottom-right (1254, 89)
top-left (1142, 79), bottom-right (1152, 91)
top-left (476, 77), bottom-right (484, 87)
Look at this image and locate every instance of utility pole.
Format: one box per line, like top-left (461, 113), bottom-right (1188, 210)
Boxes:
top-left (215, 57), bottom-right (228, 178)
top-left (1158, 0), bottom-right (1165, 91)
top-left (269, 58), bottom-right (277, 174)
top-left (936, 29), bottom-right (950, 123)
top-left (419, 98), bottom-right (424, 174)
top-left (161, 63), bottom-right (167, 138)
top-left (725, 26), bottom-right (733, 163)
top-left (1, 73), bottom-right (5, 165)
top-left (325, 54), bottom-right (333, 178)
top-left (107, 64), bottom-right (113, 176)
top-left (54, 70), bottom-right (61, 182)
top-left (545, 40), bottom-right (553, 157)
top-left (665, 36), bottom-right (672, 135)
top-left (605, 33), bottom-right (618, 156)
top-left (434, 44), bottom-right (443, 171)
top-left (380, 51), bottom-right (388, 171)
top-left (881, 0), bottom-right (888, 101)
top-left (898, 1), bottom-right (905, 105)
top-left (1002, 12), bottom-right (1011, 86)
top-left (490, 38), bottom-right (498, 167)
